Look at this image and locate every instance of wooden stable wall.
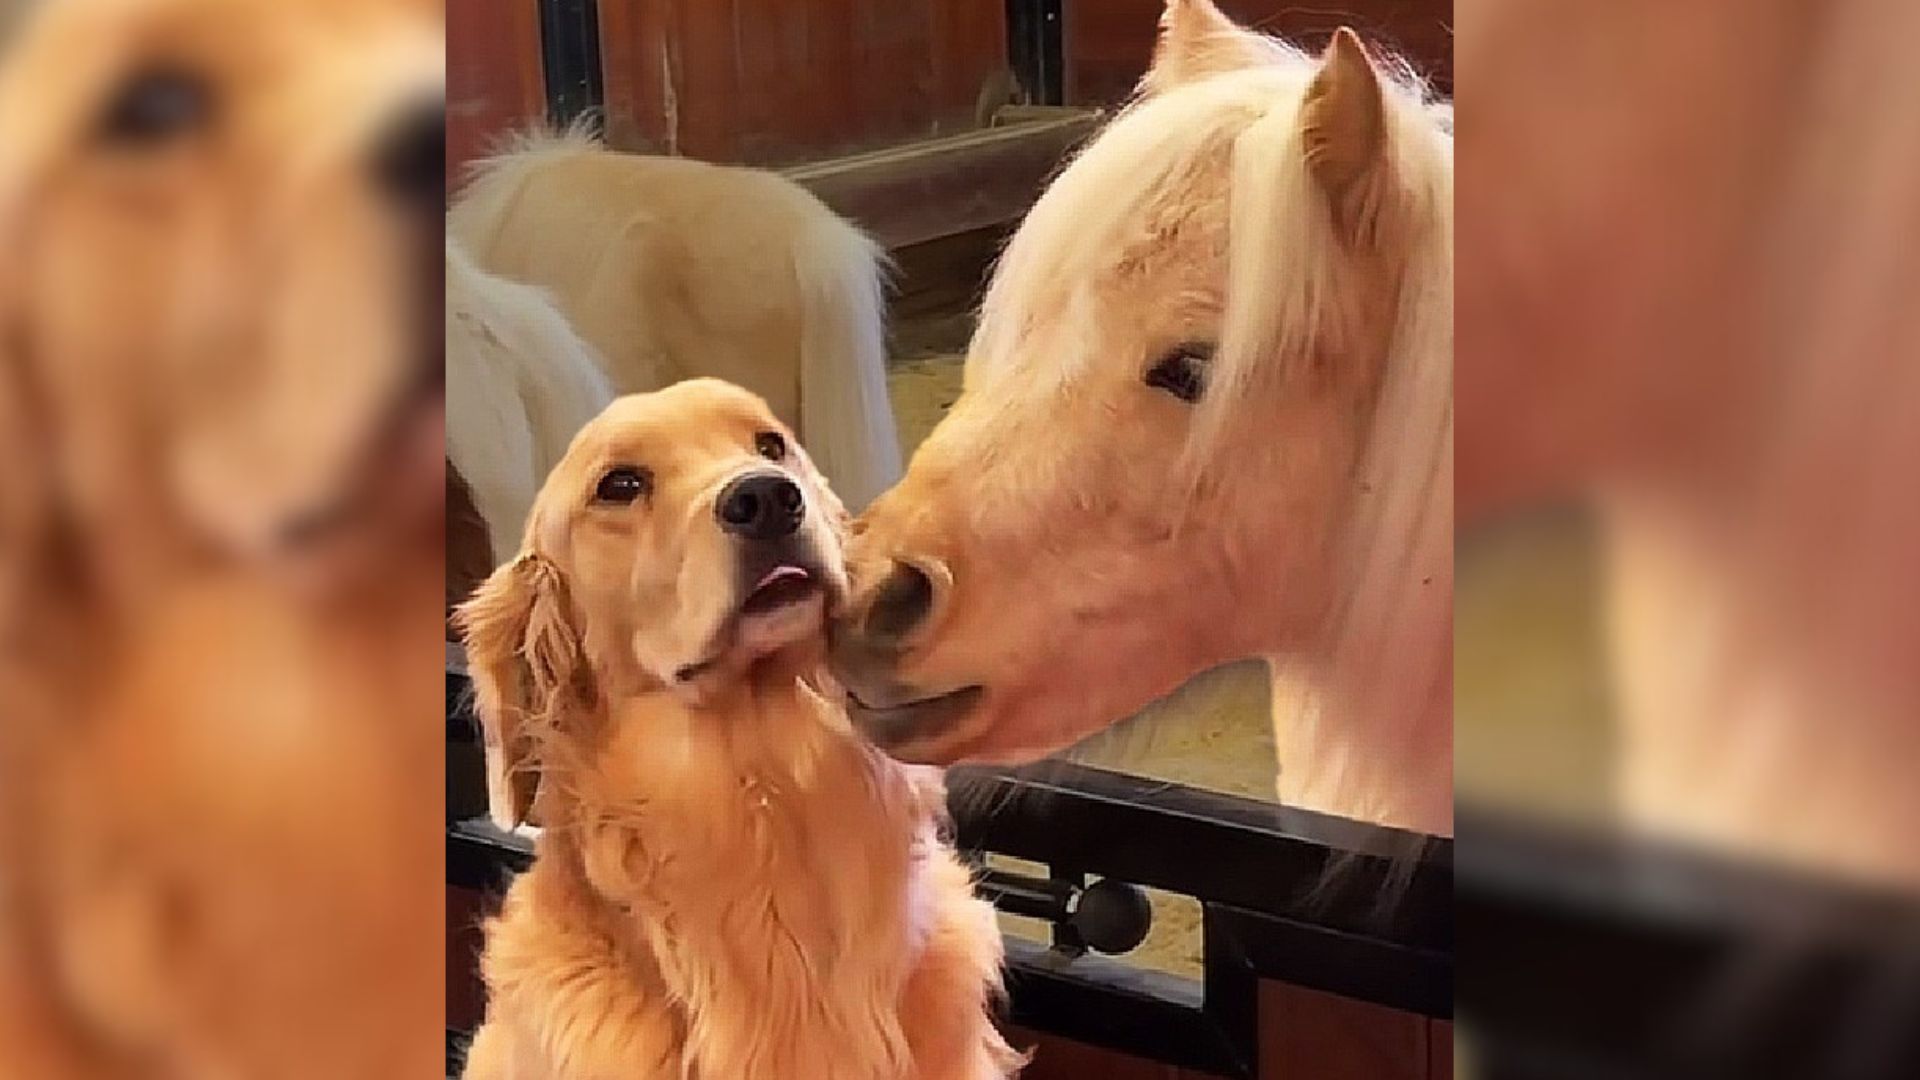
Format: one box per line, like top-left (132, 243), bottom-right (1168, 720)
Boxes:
top-left (447, 0), bottom-right (546, 180)
top-left (599, 0), bottom-right (1008, 165)
top-left (1010, 988), bottom-right (1453, 1080)
top-left (1064, 0), bottom-right (1453, 104)
top-left (448, 1), bottom-right (1451, 179)
top-left (449, 0), bottom-right (1011, 175)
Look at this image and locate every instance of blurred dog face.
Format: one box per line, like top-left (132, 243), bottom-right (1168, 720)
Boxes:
top-left (0, 0), bottom-right (445, 573)
top-left (460, 380), bottom-right (848, 826)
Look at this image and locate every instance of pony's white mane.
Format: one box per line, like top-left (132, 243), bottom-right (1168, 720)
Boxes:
top-left (972, 37), bottom-right (1455, 832)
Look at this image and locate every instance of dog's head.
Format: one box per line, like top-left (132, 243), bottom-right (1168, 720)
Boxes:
top-left (457, 379), bottom-right (850, 828)
top-left (0, 0), bottom-right (445, 580)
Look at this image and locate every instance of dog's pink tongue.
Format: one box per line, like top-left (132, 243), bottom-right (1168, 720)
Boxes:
top-left (755, 565), bottom-right (810, 591)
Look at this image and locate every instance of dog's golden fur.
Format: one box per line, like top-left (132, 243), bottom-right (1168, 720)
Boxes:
top-left (459, 380), bottom-right (1017, 1080)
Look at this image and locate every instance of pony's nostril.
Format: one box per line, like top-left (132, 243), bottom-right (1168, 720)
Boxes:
top-left (864, 561), bottom-right (935, 646)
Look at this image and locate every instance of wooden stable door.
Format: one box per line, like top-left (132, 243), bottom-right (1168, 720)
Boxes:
top-left (447, 0), bottom-right (546, 181)
top-left (599, 0), bottom-right (1008, 165)
top-left (1012, 988), bottom-right (1453, 1080)
top-left (449, 0), bottom-right (1013, 173)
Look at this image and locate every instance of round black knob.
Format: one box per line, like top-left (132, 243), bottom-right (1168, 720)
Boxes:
top-left (1071, 878), bottom-right (1152, 955)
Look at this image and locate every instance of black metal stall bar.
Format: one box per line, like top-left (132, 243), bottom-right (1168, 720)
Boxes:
top-left (536, 0), bottom-right (602, 126)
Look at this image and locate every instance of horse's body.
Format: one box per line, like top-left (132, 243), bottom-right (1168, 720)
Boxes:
top-left (449, 128), bottom-right (902, 511)
top-left (830, 0), bottom-right (1453, 835)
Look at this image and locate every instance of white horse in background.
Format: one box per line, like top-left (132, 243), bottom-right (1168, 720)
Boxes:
top-left (446, 241), bottom-right (613, 565)
top-left (448, 127), bottom-right (902, 511)
top-left (830, 0), bottom-right (1453, 836)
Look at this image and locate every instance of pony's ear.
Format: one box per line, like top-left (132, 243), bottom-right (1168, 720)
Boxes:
top-left (1143, 0), bottom-right (1275, 94)
top-left (1301, 28), bottom-right (1389, 242)
top-left (454, 553), bottom-right (588, 830)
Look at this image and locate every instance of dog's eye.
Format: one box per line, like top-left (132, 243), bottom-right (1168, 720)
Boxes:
top-left (96, 67), bottom-right (215, 146)
top-left (593, 467), bottom-right (651, 505)
top-left (1144, 343), bottom-right (1214, 404)
top-left (754, 432), bottom-right (787, 461)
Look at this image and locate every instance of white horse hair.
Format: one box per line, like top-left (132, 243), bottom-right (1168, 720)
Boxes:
top-left (445, 240), bottom-right (614, 565)
top-left (448, 123), bottom-right (903, 510)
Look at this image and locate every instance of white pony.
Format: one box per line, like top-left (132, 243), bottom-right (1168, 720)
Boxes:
top-left (446, 241), bottom-right (614, 565)
top-left (448, 127), bottom-right (902, 510)
top-left (830, 0), bottom-right (1453, 835)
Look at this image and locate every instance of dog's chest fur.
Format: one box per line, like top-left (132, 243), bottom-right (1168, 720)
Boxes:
top-left (482, 673), bottom-right (950, 1079)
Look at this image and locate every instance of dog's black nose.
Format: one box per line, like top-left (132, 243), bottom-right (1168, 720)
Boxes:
top-left (373, 102), bottom-right (444, 213)
top-left (717, 472), bottom-right (804, 540)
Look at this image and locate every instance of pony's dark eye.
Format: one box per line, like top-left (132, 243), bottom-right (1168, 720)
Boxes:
top-left (96, 68), bottom-right (215, 146)
top-left (754, 432), bottom-right (787, 461)
top-left (593, 466), bottom-right (651, 505)
top-left (1144, 342), bottom-right (1214, 404)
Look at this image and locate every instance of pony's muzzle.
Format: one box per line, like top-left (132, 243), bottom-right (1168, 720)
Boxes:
top-left (861, 560), bottom-right (936, 648)
top-left (830, 556), bottom-right (982, 759)
top-left (844, 684), bottom-right (984, 763)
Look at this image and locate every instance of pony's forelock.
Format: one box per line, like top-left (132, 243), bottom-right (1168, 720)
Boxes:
top-left (972, 55), bottom-right (1313, 393)
top-left (970, 41), bottom-right (1451, 479)
top-left (1193, 53), bottom-right (1449, 477)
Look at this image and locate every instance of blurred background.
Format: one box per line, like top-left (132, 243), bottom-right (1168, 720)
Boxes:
top-left (1455, 0), bottom-right (1920, 1076)
top-left (2, 0), bottom-right (444, 1076)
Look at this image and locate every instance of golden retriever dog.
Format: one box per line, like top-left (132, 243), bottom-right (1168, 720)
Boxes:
top-left (447, 238), bottom-right (614, 566)
top-left (448, 127), bottom-right (903, 511)
top-left (0, 0), bottom-right (445, 1075)
top-left (457, 379), bottom-right (1018, 1080)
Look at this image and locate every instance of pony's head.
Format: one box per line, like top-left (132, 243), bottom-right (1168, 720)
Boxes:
top-left (831, 0), bottom-right (1451, 766)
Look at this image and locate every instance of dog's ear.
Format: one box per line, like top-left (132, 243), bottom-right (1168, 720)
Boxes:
top-left (455, 553), bottom-right (589, 830)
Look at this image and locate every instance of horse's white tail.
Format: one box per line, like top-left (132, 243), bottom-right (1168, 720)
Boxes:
top-left (447, 123), bottom-right (599, 265)
top-left (790, 219), bottom-right (902, 511)
top-left (445, 241), bottom-right (614, 563)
